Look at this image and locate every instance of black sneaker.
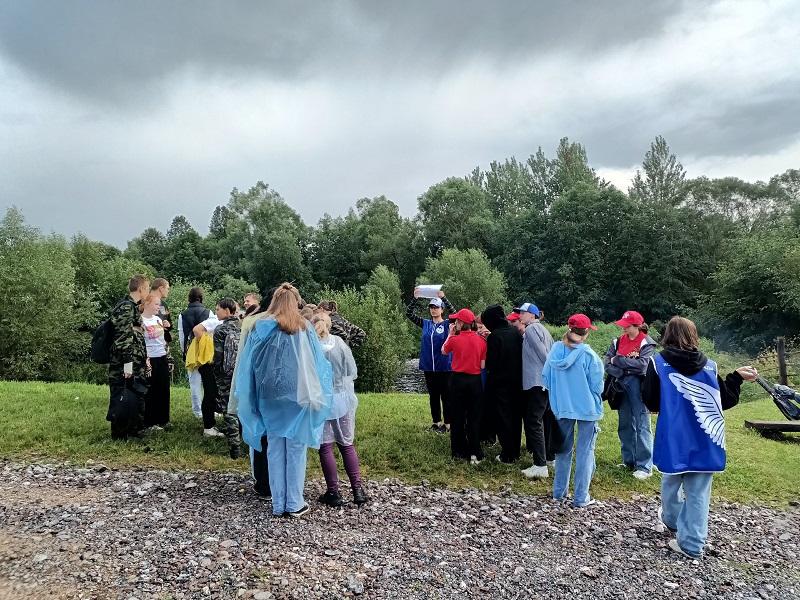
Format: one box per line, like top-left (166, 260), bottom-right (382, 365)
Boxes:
top-left (428, 424), bottom-right (442, 433)
top-left (318, 491), bottom-right (343, 507)
top-left (254, 486), bottom-right (271, 500)
top-left (288, 504), bottom-right (310, 518)
top-left (352, 487), bottom-right (369, 505)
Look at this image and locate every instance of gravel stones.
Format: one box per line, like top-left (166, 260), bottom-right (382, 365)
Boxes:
top-left (1, 458), bottom-right (799, 599)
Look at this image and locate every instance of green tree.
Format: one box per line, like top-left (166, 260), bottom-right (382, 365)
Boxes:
top-left (629, 135), bottom-right (686, 206)
top-left (308, 210), bottom-right (365, 290)
top-left (417, 178), bottom-right (495, 255)
top-left (418, 248), bottom-right (508, 314)
top-left (366, 264), bottom-right (403, 311)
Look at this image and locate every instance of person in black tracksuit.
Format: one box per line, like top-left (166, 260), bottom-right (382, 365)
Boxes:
top-left (180, 287), bottom-right (215, 422)
top-left (480, 304), bottom-right (524, 464)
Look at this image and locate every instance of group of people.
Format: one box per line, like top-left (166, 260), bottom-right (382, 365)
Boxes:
top-left (406, 290), bottom-right (758, 558)
top-left (106, 275), bottom-right (757, 557)
top-left (106, 276), bottom-right (368, 517)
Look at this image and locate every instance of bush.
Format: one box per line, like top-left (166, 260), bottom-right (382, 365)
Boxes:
top-left (318, 285), bottom-right (414, 393)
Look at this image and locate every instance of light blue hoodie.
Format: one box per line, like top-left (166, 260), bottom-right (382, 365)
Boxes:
top-left (542, 341), bottom-right (604, 422)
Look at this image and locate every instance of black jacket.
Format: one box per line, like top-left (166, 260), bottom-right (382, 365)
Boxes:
top-left (480, 304), bottom-right (523, 390)
top-left (641, 346), bottom-right (744, 413)
top-left (180, 301), bottom-right (211, 357)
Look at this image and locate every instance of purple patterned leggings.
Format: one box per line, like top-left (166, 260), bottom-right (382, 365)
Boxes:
top-left (319, 442), bottom-right (363, 492)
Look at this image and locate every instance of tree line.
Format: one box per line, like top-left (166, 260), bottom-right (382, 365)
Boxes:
top-left (2, 136), bottom-right (798, 387)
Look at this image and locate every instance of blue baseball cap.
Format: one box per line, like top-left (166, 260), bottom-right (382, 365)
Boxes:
top-left (514, 302), bottom-right (540, 316)
top-left (428, 298), bottom-right (444, 308)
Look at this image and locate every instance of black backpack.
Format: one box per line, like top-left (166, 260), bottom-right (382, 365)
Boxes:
top-left (91, 300), bottom-right (130, 364)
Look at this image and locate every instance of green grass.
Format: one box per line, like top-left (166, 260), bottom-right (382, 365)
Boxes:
top-left (1, 381), bottom-right (798, 505)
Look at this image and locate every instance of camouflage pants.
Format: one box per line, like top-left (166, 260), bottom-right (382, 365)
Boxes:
top-left (218, 409), bottom-right (242, 458)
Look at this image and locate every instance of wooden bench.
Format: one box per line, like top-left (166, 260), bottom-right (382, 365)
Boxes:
top-left (745, 420), bottom-right (800, 435)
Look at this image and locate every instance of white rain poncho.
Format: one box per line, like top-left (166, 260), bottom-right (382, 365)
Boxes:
top-left (234, 317), bottom-right (334, 450)
top-left (319, 334), bottom-right (359, 446)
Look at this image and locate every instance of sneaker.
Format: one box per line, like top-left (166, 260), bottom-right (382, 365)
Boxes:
top-left (575, 498), bottom-right (599, 508)
top-left (470, 455), bottom-right (483, 465)
top-left (318, 491), bottom-right (343, 508)
top-left (632, 470), bottom-right (652, 481)
top-left (616, 463), bottom-right (636, 471)
top-left (495, 454), bottom-right (516, 465)
top-left (352, 488), bottom-right (369, 505)
top-left (546, 460), bottom-right (555, 468)
top-left (428, 424), bottom-right (442, 433)
top-left (287, 504), bottom-right (310, 518)
top-left (669, 538), bottom-right (700, 558)
top-left (521, 465), bottom-right (549, 479)
top-left (254, 486), bottom-right (271, 500)
top-left (658, 507), bottom-right (677, 533)
top-left (203, 427), bottom-right (224, 437)
top-left (442, 425), bottom-right (451, 433)
top-left (148, 425), bottom-right (164, 431)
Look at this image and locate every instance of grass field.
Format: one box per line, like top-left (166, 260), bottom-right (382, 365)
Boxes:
top-left (1, 381), bottom-right (798, 505)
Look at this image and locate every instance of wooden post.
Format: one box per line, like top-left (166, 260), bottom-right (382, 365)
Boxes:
top-left (777, 336), bottom-right (788, 386)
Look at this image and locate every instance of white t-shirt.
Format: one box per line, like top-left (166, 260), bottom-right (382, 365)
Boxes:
top-left (200, 315), bottom-right (221, 333)
top-left (141, 315), bottom-right (167, 358)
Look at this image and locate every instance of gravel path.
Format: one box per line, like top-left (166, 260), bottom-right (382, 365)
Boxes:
top-left (1, 460), bottom-right (798, 600)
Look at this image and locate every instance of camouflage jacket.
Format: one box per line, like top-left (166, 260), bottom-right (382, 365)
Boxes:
top-left (330, 312), bottom-right (366, 349)
top-left (109, 295), bottom-right (147, 383)
top-left (213, 316), bottom-right (241, 399)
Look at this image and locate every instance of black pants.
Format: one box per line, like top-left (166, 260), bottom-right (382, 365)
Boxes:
top-left (494, 384), bottom-right (523, 463)
top-left (449, 373), bottom-right (484, 460)
top-left (523, 386), bottom-right (550, 466)
top-left (480, 380), bottom-right (497, 444)
top-left (143, 355), bottom-right (171, 427)
top-left (543, 403), bottom-right (558, 462)
top-left (424, 371), bottom-right (451, 424)
top-left (252, 435), bottom-right (271, 496)
top-left (198, 364), bottom-right (218, 429)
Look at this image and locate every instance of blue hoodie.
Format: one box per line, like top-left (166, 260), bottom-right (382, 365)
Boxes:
top-left (542, 341), bottom-right (604, 422)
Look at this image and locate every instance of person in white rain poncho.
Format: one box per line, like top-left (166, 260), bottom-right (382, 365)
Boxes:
top-left (234, 283), bottom-right (334, 518)
top-left (312, 314), bottom-right (369, 507)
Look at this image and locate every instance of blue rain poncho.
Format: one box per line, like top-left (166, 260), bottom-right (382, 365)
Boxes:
top-left (319, 335), bottom-right (359, 446)
top-left (234, 317), bottom-right (334, 450)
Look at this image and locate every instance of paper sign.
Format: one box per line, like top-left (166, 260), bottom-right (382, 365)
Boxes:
top-left (417, 284), bottom-right (442, 298)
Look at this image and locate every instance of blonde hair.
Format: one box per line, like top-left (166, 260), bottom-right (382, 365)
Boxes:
top-left (562, 328), bottom-right (588, 349)
top-left (139, 293), bottom-right (161, 314)
top-left (267, 283), bottom-right (306, 334)
top-left (312, 313), bottom-right (331, 339)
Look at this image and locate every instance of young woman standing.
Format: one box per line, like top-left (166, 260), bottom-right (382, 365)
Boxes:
top-left (406, 287), bottom-right (455, 432)
top-left (235, 283), bottom-right (334, 517)
top-left (604, 310), bottom-right (657, 480)
top-left (140, 293), bottom-right (173, 429)
top-left (642, 316), bottom-right (756, 557)
top-left (543, 314), bottom-right (604, 508)
top-left (312, 314), bottom-right (368, 507)
top-left (442, 309), bottom-right (487, 464)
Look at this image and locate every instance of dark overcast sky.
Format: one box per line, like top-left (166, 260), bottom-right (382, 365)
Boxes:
top-left (1, 0), bottom-right (798, 247)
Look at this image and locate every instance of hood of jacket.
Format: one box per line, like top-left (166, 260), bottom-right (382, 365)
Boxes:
top-left (480, 304), bottom-right (508, 332)
top-left (548, 341), bottom-right (591, 370)
top-left (660, 346), bottom-right (707, 376)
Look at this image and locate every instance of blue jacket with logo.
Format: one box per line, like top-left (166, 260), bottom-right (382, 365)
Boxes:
top-left (406, 297), bottom-right (454, 372)
top-left (642, 347), bottom-right (744, 474)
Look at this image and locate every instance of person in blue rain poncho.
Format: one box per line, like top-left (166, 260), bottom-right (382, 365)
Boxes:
top-left (234, 283), bottom-right (334, 517)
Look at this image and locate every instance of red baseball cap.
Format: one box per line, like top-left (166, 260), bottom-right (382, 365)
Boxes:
top-left (450, 308), bottom-right (476, 324)
top-left (506, 312), bottom-right (520, 322)
top-left (615, 310), bottom-right (644, 327)
top-left (568, 313), bottom-right (597, 331)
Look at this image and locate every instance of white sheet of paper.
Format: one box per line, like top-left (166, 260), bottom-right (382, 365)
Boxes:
top-left (417, 284), bottom-right (442, 298)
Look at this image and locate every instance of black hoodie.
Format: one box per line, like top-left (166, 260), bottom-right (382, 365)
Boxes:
top-left (480, 304), bottom-right (523, 389)
top-left (641, 346), bottom-right (744, 413)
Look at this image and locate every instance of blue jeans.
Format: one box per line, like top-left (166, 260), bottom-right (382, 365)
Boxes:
top-left (552, 419), bottom-right (600, 507)
top-left (661, 472), bottom-right (714, 557)
top-left (617, 375), bottom-right (653, 473)
top-left (266, 433), bottom-right (308, 515)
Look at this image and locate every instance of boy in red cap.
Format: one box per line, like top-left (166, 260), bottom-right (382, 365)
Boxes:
top-left (442, 309), bottom-right (487, 464)
top-left (604, 310), bottom-right (657, 480)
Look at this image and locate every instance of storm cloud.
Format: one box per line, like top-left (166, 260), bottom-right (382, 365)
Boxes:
top-left (1, 0), bottom-right (798, 245)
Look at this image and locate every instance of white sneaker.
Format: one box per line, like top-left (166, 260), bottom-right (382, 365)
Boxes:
top-left (148, 425), bottom-right (164, 431)
top-left (470, 455), bottom-right (482, 465)
top-left (669, 538), bottom-right (700, 558)
top-left (203, 427), bottom-right (224, 437)
top-left (658, 506), bottom-right (677, 533)
top-left (546, 460), bottom-right (555, 468)
top-left (521, 465), bottom-right (549, 479)
top-left (632, 470), bottom-right (652, 480)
